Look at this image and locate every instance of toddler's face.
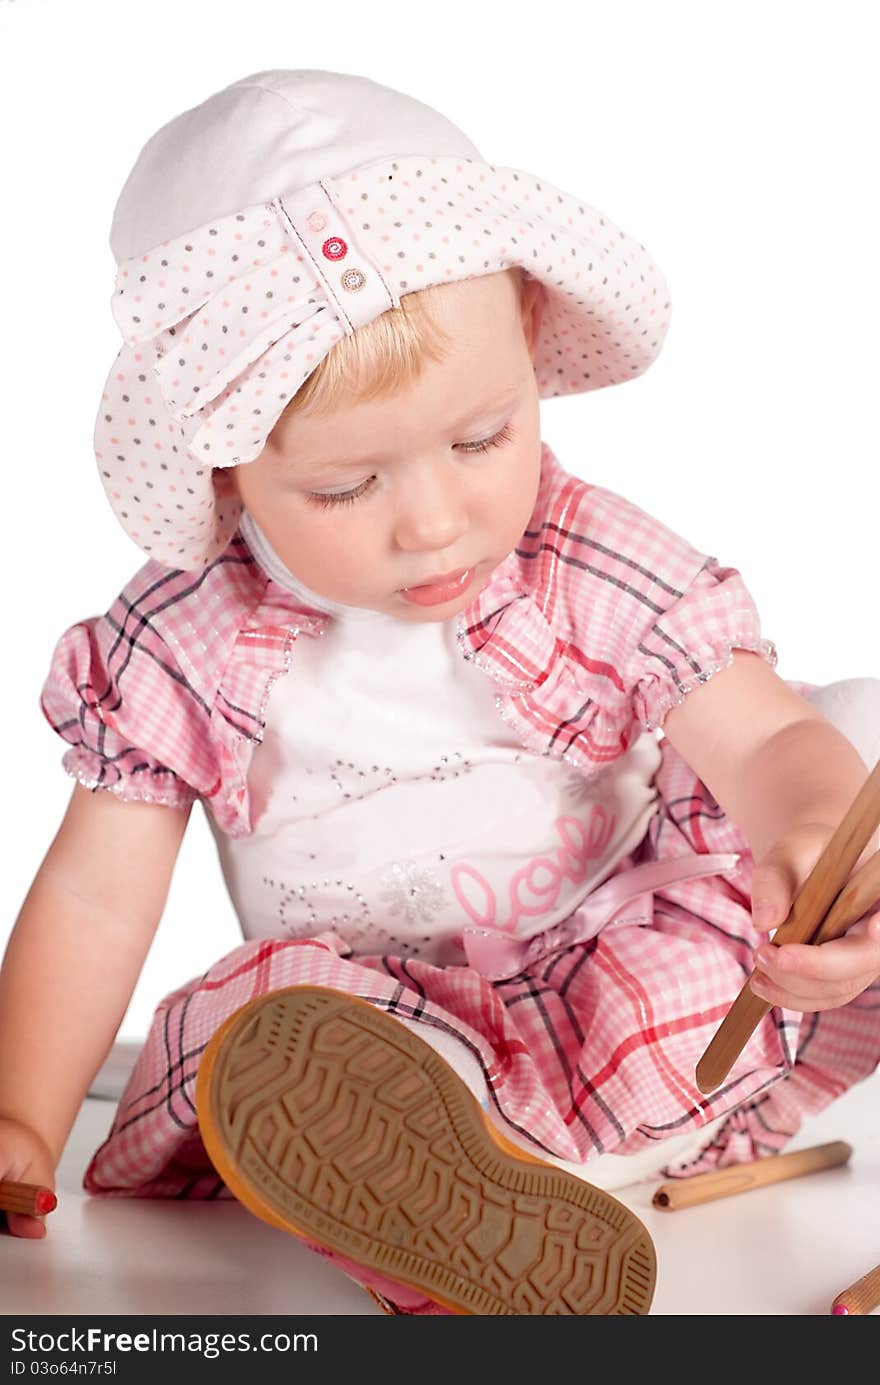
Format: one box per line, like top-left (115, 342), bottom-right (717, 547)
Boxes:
top-left (222, 271), bottom-right (545, 620)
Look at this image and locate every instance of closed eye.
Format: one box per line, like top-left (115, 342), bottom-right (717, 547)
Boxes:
top-left (304, 422), bottom-right (516, 510)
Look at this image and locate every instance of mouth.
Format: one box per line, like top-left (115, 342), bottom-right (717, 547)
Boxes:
top-left (399, 566), bottom-right (470, 592)
top-left (398, 566), bottom-right (477, 606)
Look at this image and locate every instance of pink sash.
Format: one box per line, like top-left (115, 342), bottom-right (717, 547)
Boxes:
top-left (462, 852), bottom-right (741, 979)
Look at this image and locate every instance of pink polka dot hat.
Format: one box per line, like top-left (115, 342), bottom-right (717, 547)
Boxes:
top-left (97, 69), bottom-right (672, 569)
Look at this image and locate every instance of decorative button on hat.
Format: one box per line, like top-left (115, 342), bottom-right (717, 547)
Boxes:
top-left (96, 68), bottom-right (672, 569)
top-left (341, 269), bottom-right (366, 293)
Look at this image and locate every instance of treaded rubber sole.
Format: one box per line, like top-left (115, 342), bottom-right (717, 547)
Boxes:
top-left (195, 985), bottom-right (656, 1315)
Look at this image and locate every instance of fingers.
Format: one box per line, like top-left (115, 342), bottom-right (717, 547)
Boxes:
top-left (750, 913), bottom-right (880, 1011)
top-left (749, 968), bottom-right (872, 1012)
top-left (749, 823), bottom-right (841, 934)
top-left (2, 1210), bottom-right (47, 1239)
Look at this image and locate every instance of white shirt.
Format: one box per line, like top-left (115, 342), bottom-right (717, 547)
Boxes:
top-left (209, 514), bottom-right (663, 966)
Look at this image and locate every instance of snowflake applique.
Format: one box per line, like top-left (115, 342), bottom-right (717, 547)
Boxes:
top-left (377, 860), bottom-right (447, 927)
top-left (564, 764), bottom-right (616, 805)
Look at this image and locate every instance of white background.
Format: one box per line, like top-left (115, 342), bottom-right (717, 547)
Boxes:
top-left (1, 0), bottom-right (877, 1038)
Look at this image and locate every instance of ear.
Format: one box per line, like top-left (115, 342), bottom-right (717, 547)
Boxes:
top-left (213, 467), bottom-right (239, 501)
top-left (520, 274), bottom-right (546, 362)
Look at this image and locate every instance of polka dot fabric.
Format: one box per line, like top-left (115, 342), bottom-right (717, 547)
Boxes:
top-left (95, 72), bottom-right (672, 569)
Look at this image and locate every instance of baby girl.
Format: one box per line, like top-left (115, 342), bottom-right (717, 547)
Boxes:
top-left (1, 69), bottom-right (879, 1315)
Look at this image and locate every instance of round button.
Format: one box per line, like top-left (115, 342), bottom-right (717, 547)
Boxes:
top-left (306, 211), bottom-right (328, 232)
top-left (341, 268), bottom-right (366, 292)
top-left (322, 236), bottom-right (348, 261)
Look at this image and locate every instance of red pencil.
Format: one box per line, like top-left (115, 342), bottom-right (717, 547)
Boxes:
top-left (0, 1180), bottom-right (57, 1216)
top-left (831, 1262), bottom-right (880, 1315)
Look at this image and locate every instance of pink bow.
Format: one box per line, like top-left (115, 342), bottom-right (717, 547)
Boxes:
top-left (112, 201), bottom-right (333, 426)
top-left (462, 852), bottom-right (741, 979)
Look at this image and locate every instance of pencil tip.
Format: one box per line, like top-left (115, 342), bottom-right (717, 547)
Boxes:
top-left (831, 1304), bottom-right (849, 1315)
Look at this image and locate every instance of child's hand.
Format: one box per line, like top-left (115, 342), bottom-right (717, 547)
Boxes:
top-left (748, 823), bottom-right (880, 1012)
top-left (0, 1118), bottom-right (57, 1239)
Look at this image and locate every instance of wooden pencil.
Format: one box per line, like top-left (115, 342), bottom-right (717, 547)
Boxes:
top-left (652, 1139), bottom-right (852, 1210)
top-left (831, 1261), bottom-right (880, 1315)
top-left (695, 758), bottom-right (880, 1094)
top-left (0, 1180), bottom-right (57, 1216)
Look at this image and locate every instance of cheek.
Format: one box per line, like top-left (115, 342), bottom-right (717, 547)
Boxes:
top-left (287, 517), bottom-right (370, 575)
top-left (499, 442), bottom-right (541, 513)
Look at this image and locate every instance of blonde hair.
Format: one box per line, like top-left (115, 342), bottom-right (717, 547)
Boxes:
top-left (282, 266), bottom-right (530, 421)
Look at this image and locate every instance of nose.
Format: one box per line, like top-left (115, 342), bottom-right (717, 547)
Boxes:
top-left (392, 457), bottom-right (470, 554)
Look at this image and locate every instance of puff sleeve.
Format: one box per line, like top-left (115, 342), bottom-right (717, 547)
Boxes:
top-left (626, 555), bottom-right (779, 735)
top-left (39, 574), bottom-right (221, 808)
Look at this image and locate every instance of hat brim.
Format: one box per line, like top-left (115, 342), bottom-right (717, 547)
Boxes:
top-left (95, 154), bottom-right (671, 569)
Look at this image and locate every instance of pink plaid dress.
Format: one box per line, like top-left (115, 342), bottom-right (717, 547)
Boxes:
top-left (39, 442), bottom-right (880, 1210)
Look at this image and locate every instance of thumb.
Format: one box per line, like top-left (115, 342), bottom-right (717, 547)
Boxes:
top-left (750, 823), bottom-right (839, 935)
top-left (750, 859), bottom-right (796, 934)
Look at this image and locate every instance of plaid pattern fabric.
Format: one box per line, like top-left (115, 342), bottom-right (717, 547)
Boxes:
top-left (40, 441), bottom-right (777, 833)
top-left (81, 723), bottom-right (880, 1208)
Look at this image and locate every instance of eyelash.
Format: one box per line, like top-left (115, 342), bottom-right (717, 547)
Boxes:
top-left (305, 422), bottom-right (516, 510)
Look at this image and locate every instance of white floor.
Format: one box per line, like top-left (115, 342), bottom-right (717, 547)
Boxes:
top-left (2, 1055), bottom-right (878, 1316)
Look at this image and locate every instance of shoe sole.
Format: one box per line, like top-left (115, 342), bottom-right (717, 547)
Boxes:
top-left (195, 985), bottom-right (656, 1315)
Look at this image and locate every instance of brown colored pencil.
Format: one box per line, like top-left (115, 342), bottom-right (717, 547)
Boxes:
top-left (831, 1261), bottom-right (880, 1315)
top-left (0, 1180), bottom-right (57, 1216)
top-left (696, 758), bottom-right (880, 1094)
top-left (811, 849), bottom-right (880, 944)
top-left (652, 1139), bottom-right (852, 1210)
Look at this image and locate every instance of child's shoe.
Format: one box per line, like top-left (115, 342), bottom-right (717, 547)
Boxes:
top-left (195, 985), bottom-right (656, 1315)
